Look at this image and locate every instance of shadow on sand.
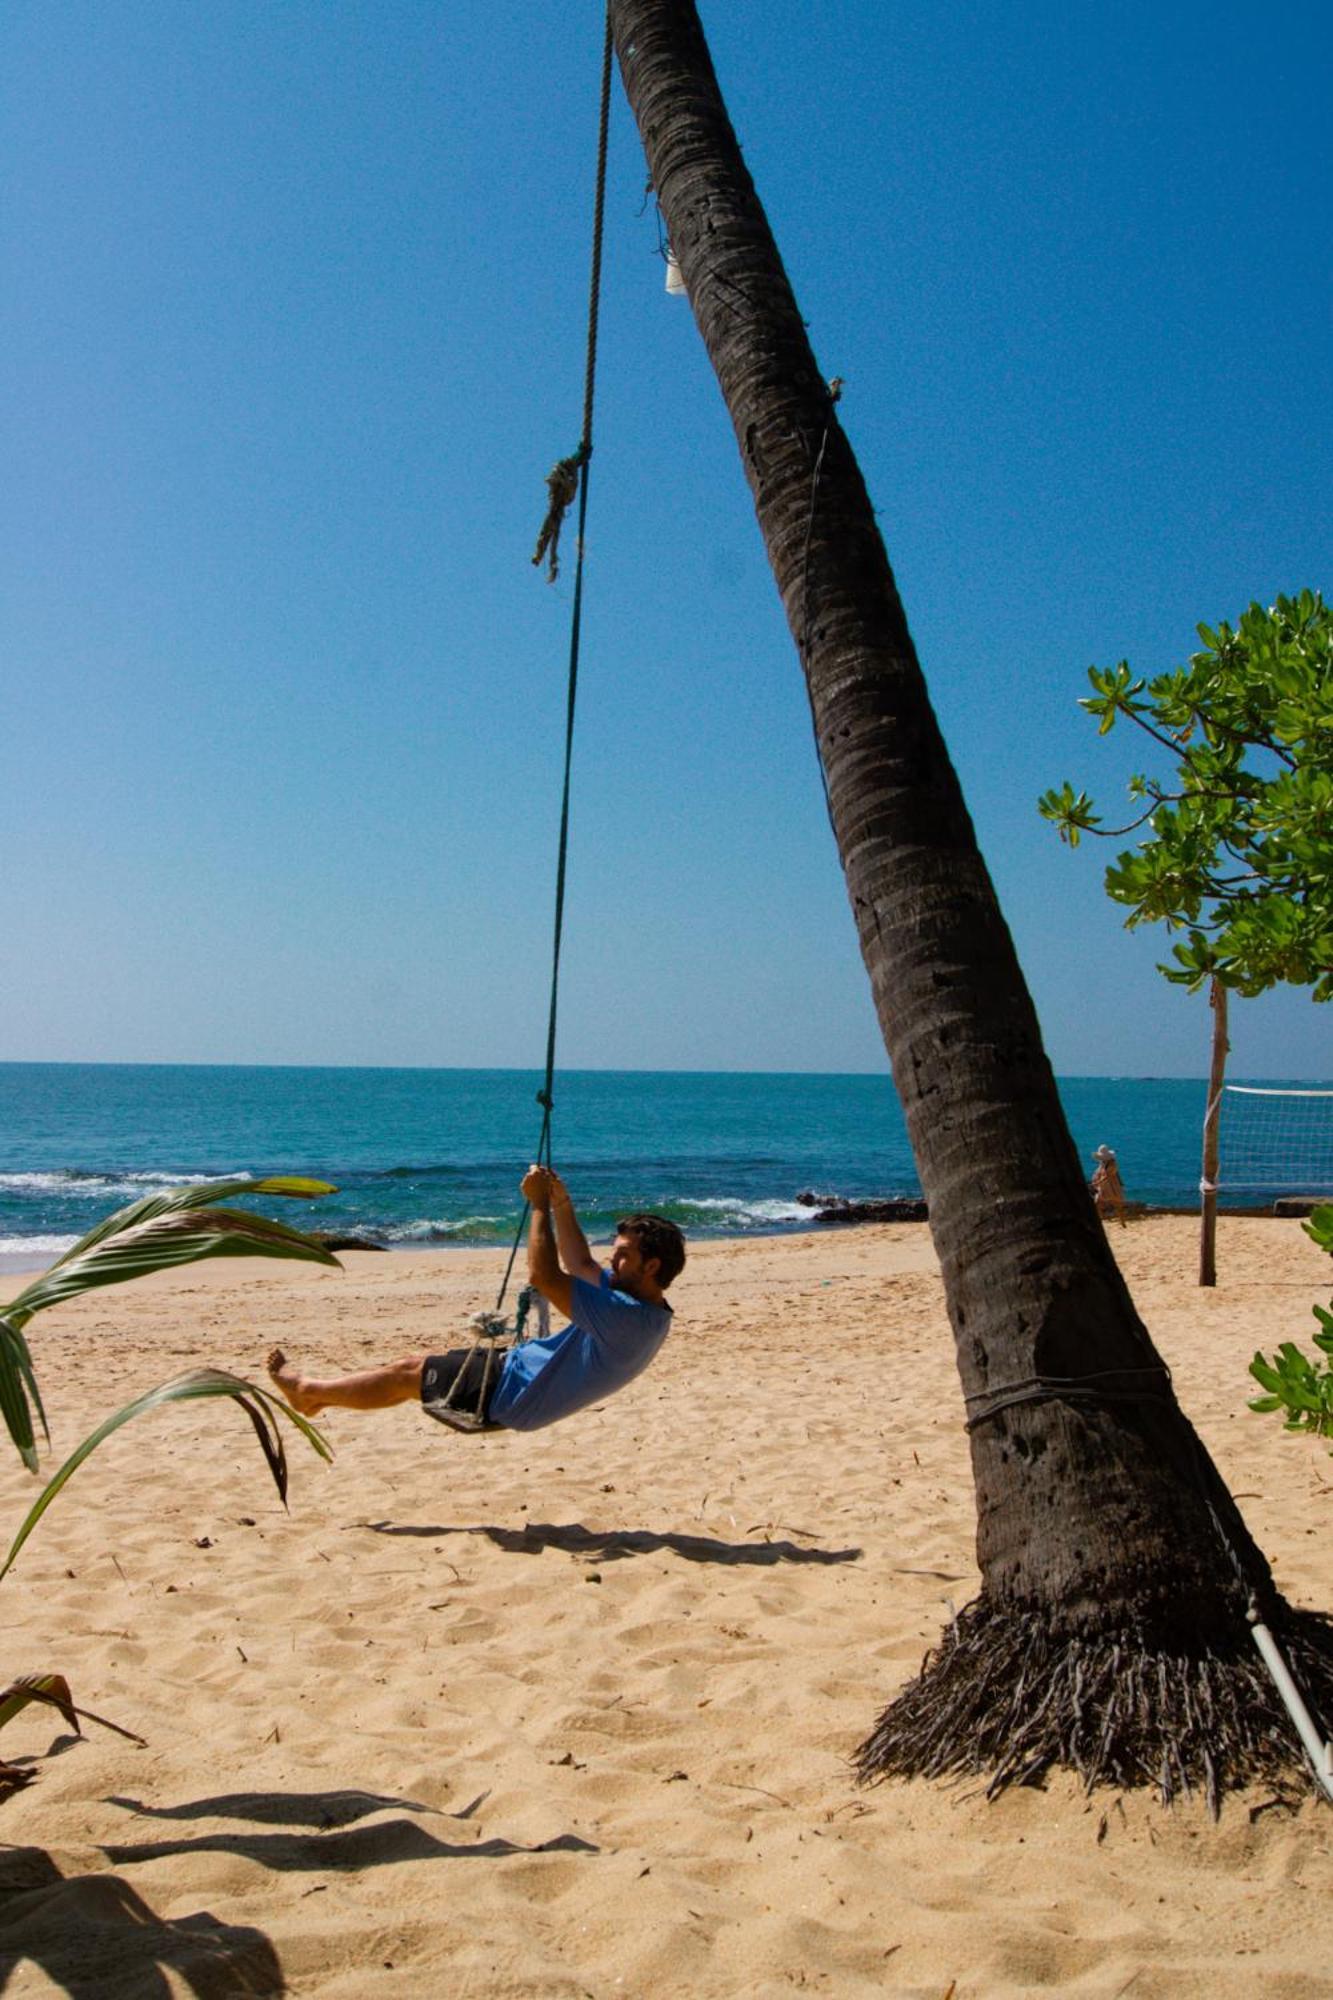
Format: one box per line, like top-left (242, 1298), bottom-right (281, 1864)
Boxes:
top-left (1, 1789), bottom-right (600, 1994)
top-left (96, 1780), bottom-right (595, 1872)
top-left (359, 1519), bottom-right (862, 1566)
top-left (0, 1846), bottom-right (282, 1999)
top-left (97, 1821), bottom-right (599, 1872)
top-left (103, 1787), bottom-right (446, 1830)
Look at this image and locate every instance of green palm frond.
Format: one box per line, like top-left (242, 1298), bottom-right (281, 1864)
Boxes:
top-left (4, 1203), bottom-right (339, 1329)
top-left (0, 1368), bottom-right (332, 1584)
top-left (41, 1175), bottom-right (337, 1277)
top-left (0, 1176), bottom-right (338, 1467)
top-left (0, 1317), bottom-right (44, 1471)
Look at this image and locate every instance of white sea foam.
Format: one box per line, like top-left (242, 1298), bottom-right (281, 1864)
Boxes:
top-left (0, 1172), bottom-right (91, 1194)
top-left (0, 1169), bottom-right (244, 1200)
top-left (386, 1215), bottom-right (507, 1244)
top-left (676, 1197), bottom-right (814, 1227)
top-left (0, 1235), bottom-right (78, 1274)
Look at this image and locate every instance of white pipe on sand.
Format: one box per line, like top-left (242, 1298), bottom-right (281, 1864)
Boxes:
top-left (1250, 1616), bottom-right (1333, 1805)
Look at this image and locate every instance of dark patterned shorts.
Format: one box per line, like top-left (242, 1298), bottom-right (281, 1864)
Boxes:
top-left (421, 1345), bottom-right (509, 1422)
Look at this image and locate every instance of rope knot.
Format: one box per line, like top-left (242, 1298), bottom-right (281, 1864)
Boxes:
top-left (531, 445), bottom-right (590, 583)
top-left (535, 1089), bottom-right (553, 1110)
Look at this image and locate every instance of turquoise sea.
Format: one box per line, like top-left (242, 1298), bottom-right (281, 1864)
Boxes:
top-left (0, 1063), bottom-right (1324, 1272)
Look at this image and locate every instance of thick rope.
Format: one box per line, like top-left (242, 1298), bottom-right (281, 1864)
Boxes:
top-left (963, 1363), bottom-right (1175, 1432)
top-left (494, 11), bottom-right (614, 1316)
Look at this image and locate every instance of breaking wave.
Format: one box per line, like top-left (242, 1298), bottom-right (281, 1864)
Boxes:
top-left (659, 1196), bottom-right (817, 1230)
top-left (0, 1233), bottom-right (77, 1257)
top-left (382, 1215), bottom-right (513, 1246)
top-left (0, 1168), bottom-right (241, 1202)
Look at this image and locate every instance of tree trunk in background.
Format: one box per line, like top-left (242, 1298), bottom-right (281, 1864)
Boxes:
top-left (1199, 979), bottom-right (1229, 1288)
top-left (609, 0), bottom-right (1333, 1800)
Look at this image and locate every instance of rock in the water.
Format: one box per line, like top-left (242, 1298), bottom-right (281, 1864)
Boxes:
top-left (807, 1196), bottom-right (928, 1225)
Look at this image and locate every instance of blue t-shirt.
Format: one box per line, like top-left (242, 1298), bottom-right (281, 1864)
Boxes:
top-left (488, 1269), bottom-right (673, 1432)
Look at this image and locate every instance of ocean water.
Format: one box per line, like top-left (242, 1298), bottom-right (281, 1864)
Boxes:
top-left (0, 1063), bottom-right (1324, 1272)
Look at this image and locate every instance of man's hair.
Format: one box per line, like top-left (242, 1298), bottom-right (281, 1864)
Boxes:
top-left (616, 1213), bottom-right (686, 1288)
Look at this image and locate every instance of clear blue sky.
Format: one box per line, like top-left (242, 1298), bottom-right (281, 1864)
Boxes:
top-left (3, 1), bottom-right (1329, 1078)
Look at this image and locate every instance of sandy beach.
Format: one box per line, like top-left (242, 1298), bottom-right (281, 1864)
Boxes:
top-left (1, 1213), bottom-right (1331, 1996)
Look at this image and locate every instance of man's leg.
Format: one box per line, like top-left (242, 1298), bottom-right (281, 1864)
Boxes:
top-left (267, 1347), bottom-right (425, 1418)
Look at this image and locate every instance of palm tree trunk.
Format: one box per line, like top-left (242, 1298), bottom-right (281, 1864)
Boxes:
top-left (608, 0), bottom-right (1333, 1801)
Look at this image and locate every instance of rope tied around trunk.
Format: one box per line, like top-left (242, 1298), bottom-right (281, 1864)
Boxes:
top-left (963, 1363), bottom-right (1174, 1433)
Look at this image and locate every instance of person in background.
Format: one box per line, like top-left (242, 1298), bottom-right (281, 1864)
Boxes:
top-left (1090, 1144), bottom-right (1128, 1226)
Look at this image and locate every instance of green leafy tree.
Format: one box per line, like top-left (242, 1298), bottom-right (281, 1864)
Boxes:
top-left (1249, 1206), bottom-right (1333, 1443)
top-left (1040, 590), bottom-right (1333, 1283)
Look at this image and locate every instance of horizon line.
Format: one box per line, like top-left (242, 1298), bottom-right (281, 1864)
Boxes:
top-left (2, 1059), bottom-right (1329, 1086)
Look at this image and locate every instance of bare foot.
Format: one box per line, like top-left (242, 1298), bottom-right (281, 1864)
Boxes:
top-left (267, 1346), bottom-right (326, 1416)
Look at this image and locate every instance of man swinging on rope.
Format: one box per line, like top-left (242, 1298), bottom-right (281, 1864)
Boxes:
top-left (267, 1167), bottom-right (685, 1431)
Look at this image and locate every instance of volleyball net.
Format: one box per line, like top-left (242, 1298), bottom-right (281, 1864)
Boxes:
top-left (1215, 1086), bottom-right (1333, 1199)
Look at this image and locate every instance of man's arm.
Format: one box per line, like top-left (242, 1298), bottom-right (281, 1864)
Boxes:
top-left (545, 1171), bottom-right (602, 1283)
top-left (525, 1198), bottom-right (575, 1320)
top-left (520, 1166), bottom-right (598, 1317)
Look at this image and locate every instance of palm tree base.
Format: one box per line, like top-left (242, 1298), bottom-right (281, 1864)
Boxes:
top-left (857, 1596), bottom-right (1333, 1812)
